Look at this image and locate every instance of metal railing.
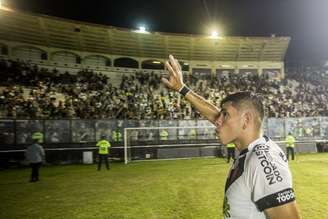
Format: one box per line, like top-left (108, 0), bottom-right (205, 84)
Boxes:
top-left (0, 117), bottom-right (327, 148)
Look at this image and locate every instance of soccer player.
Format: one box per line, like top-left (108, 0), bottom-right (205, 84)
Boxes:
top-left (161, 55), bottom-right (301, 219)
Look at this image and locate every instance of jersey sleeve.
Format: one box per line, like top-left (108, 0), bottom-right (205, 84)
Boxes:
top-left (247, 144), bottom-right (296, 212)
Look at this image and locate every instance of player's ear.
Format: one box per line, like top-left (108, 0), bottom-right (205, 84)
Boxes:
top-left (242, 111), bottom-right (252, 130)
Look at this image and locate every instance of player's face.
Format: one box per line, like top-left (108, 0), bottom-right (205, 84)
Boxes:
top-left (215, 102), bottom-right (244, 145)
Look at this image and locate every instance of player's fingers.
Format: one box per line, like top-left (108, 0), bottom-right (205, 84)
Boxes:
top-left (165, 61), bottom-right (177, 77)
top-left (175, 59), bottom-right (182, 71)
top-left (161, 77), bottom-right (172, 88)
top-left (169, 55), bottom-right (180, 72)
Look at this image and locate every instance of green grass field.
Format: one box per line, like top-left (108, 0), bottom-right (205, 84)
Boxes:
top-left (1, 153), bottom-right (328, 219)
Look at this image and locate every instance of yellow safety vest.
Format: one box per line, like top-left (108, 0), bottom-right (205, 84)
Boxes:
top-left (188, 129), bottom-right (197, 139)
top-left (96, 140), bottom-right (111, 154)
top-left (112, 131), bottom-right (122, 142)
top-left (226, 143), bottom-right (235, 148)
top-left (160, 130), bottom-right (169, 140)
top-left (285, 135), bottom-right (295, 147)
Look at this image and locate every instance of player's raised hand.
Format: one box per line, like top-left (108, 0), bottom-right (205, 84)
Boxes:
top-left (161, 55), bottom-right (184, 91)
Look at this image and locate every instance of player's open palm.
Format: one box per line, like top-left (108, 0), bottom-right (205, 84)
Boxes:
top-left (161, 55), bottom-right (184, 91)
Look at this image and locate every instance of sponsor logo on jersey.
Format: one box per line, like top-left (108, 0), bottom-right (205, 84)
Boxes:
top-left (276, 189), bottom-right (295, 203)
top-left (253, 144), bottom-right (283, 185)
top-left (256, 188), bottom-right (296, 211)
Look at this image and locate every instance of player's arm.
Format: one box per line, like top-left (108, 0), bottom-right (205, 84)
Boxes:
top-left (264, 201), bottom-right (301, 219)
top-left (161, 55), bottom-right (220, 124)
top-left (249, 149), bottom-right (301, 219)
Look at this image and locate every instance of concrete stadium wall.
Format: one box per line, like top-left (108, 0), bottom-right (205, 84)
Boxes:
top-left (277, 142), bottom-right (317, 153)
top-left (1, 141), bottom-right (327, 169)
top-left (0, 40), bottom-right (285, 78)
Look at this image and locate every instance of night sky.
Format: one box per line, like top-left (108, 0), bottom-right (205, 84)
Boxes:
top-left (6, 0), bottom-right (328, 64)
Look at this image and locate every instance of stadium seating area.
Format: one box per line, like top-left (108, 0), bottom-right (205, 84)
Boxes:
top-left (1, 58), bottom-right (328, 119)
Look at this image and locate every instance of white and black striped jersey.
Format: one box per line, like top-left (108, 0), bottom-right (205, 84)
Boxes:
top-left (223, 136), bottom-right (296, 219)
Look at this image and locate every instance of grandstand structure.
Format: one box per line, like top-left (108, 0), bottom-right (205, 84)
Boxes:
top-left (0, 8), bottom-right (289, 80)
top-left (5, 8), bottom-right (326, 166)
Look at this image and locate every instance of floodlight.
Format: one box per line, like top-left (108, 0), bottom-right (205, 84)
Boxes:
top-left (139, 26), bottom-right (146, 32)
top-left (210, 31), bottom-right (219, 39)
top-left (133, 25), bottom-right (149, 34)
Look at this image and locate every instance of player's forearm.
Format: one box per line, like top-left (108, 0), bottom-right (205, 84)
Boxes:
top-left (184, 89), bottom-right (220, 124)
top-left (265, 201), bottom-right (301, 219)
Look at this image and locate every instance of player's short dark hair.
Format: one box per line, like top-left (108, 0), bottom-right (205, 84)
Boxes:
top-left (221, 91), bottom-right (265, 125)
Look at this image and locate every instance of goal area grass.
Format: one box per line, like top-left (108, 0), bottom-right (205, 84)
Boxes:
top-left (0, 153), bottom-right (327, 219)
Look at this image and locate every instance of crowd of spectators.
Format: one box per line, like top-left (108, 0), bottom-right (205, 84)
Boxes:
top-left (1, 58), bottom-right (328, 120)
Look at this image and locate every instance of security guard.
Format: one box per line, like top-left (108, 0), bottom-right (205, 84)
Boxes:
top-left (226, 143), bottom-right (235, 163)
top-left (25, 136), bottom-right (45, 182)
top-left (96, 135), bottom-right (111, 170)
top-left (285, 132), bottom-right (296, 160)
top-left (112, 129), bottom-right (122, 142)
top-left (188, 128), bottom-right (197, 140)
top-left (160, 129), bottom-right (169, 141)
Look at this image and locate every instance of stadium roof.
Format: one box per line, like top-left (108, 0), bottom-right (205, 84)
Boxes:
top-left (0, 9), bottom-right (290, 62)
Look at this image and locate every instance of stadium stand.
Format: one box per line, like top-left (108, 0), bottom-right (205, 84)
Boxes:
top-left (1, 9), bottom-right (328, 166)
top-left (1, 57), bottom-right (328, 119)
